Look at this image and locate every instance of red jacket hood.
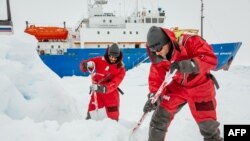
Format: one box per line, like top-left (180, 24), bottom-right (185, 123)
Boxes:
top-left (160, 28), bottom-right (178, 50)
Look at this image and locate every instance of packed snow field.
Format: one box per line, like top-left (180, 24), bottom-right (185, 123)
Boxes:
top-left (1, 42), bottom-right (250, 141)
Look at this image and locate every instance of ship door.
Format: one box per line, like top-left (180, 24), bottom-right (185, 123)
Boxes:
top-left (135, 44), bottom-right (140, 48)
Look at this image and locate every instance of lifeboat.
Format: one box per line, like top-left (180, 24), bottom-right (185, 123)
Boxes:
top-left (24, 25), bottom-right (68, 41)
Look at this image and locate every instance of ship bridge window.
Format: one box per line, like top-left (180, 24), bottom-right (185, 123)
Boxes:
top-left (105, 13), bottom-right (113, 16)
top-left (159, 18), bottom-right (164, 23)
top-left (146, 18), bottom-right (151, 23)
top-left (159, 12), bottom-right (165, 16)
top-left (152, 18), bottom-right (157, 23)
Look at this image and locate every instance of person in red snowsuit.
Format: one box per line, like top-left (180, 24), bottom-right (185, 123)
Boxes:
top-left (80, 43), bottom-right (126, 121)
top-left (143, 26), bottom-right (223, 141)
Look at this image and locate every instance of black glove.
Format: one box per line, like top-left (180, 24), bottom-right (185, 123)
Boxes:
top-left (143, 93), bottom-right (161, 113)
top-left (82, 61), bottom-right (95, 70)
top-left (170, 59), bottom-right (199, 74)
top-left (90, 84), bottom-right (107, 93)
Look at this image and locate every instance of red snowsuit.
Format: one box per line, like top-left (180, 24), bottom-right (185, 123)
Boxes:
top-left (147, 28), bottom-right (221, 141)
top-left (80, 49), bottom-right (125, 121)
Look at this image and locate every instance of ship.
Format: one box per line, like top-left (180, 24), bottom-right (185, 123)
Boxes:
top-left (24, 0), bottom-right (242, 77)
top-left (0, 0), bottom-right (13, 35)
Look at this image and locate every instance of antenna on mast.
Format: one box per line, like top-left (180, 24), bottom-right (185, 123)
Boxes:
top-left (200, 0), bottom-right (204, 38)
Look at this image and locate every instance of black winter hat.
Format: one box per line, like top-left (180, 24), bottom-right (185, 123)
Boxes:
top-left (108, 43), bottom-right (120, 57)
top-left (147, 26), bottom-right (171, 52)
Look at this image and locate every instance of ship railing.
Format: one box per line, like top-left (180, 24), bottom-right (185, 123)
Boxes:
top-left (132, 53), bottom-right (149, 68)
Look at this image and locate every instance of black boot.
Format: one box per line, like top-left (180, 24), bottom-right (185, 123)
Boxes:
top-left (198, 120), bottom-right (223, 141)
top-left (85, 112), bottom-right (91, 120)
top-left (204, 136), bottom-right (224, 141)
top-left (148, 126), bottom-right (166, 141)
top-left (148, 106), bottom-right (171, 141)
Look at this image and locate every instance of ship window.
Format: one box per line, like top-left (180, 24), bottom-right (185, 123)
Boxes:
top-left (123, 31), bottom-right (126, 34)
top-left (107, 45), bottom-right (110, 48)
top-left (51, 45), bottom-right (54, 48)
top-left (152, 18), bottom-right (157, 23)
top-left (97, 31), bottom-right (100, 34)
top-left (146, 18), bottom-right (151, 23)
top-left (57, 49), bottom-right (63, 55)
top-left (37, 45), bottom-right (40, 48)
top-left (125, 20), bottom-right (127, 23)
top-left (136, 31), bottom-right (139, 34)
top-left (98, 45), bottom-right (100, 48)
top-left (107, 31), bottom-right (110, 34)
top-left (103, 19), bottom-right (106, 23)
top-left (159, 18), bottom-right (164, 23)
top-left (130, 31), bottom-right (132, 34)
top-left (123, 45), bottom-right (126, 47)
top-left (58, 45), bottom-right (61, 48)
top-left (142, 19), bottom-right (144, 23)
top-left (40, 50), bottom-right (45, 55)
top-left (110, 20), bottom-right (112, 23)
top-left (134, 20), bottom-right (136, 23)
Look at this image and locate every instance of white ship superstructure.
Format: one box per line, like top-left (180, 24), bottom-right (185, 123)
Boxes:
top-left (74, 0), bottom-right (166, 48)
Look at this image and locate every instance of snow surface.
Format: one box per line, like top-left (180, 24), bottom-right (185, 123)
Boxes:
top-left (1, 39), bottom-right (250, 141)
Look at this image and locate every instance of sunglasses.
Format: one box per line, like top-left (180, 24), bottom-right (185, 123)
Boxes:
top-left (109, 55), bottom-right (118, 59)
top-left (149, 42), bottom-right (163, 52)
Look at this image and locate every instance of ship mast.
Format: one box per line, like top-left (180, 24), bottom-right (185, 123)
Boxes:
top-left (200, 0), bottom-right (204, 38)
top-left (7, 0), bottom-right (12, 21)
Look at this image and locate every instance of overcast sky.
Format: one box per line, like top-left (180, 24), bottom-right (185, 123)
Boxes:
top-left (1, 0), bottom-right (250, 66)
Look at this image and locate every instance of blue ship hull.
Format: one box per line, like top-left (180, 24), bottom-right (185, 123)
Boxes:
top-left (40, 42), bottom-right (242, 77)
